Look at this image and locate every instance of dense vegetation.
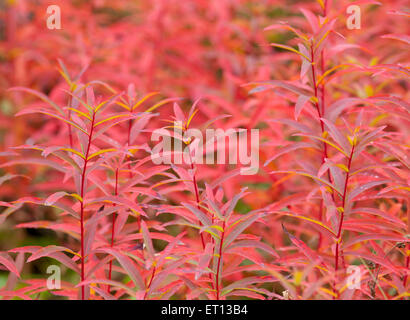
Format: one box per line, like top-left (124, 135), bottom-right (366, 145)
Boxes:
top-left (0, 0), bottom-right (408, 300)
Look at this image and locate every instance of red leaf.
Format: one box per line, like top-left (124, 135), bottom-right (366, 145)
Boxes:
top-left (0, 252), bottom-right (20, 277)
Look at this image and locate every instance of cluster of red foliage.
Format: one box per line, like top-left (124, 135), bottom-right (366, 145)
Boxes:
top-left (0, 0), bottom-right (408, 300)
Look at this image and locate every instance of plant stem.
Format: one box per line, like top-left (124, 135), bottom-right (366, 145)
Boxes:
top-left (310, 45), bottom-right (327, 161)
top-left (108, 167), bottom-right (119, 292)
top-left (186, 138), bottom-right (215, 294)
top-left (143, 266), bottom-right (157, 300)
top-left (190, 162), bottom-right (206, 249)
top-left (186, 137), bottom-right (206, 249)
top-left (127, 116), bottom-right (141, 229)
top-left (183, 130), bottom-right (217, 295)
top-left (310, 43), bottom-right (332, 250)
top-left (215, 220), bottom-right (226, 300)
top-left (79, 109), bottom-right (96, 300)
top-left (67, 94), bottom-right (74, 148)
top-left (127, 118), bottom-right (133, 178)
top-left (333, 143), bottom-right (355, 298)
top-left (188, 150), bottom-right (217, 293)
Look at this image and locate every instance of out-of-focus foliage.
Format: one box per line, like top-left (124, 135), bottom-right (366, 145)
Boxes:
top-left (0, 0), bottom-right (408, 300)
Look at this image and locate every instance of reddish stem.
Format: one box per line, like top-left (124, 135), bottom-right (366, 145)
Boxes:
top-left (143, 266), bottom-right (157, 300)
top-left (310, 43), bottom-right (333, 251)
top-left (127, 118), bottom-right (133, 178)
top-left (186, 137), bottom-right (214, 293)
top-left (108, 168), bottom-right (119, 292)
top-left (215, 220), bottom-right (226, 300)
top-left (127, 116), bottom-right (141, 229)
top-left (190, 162), bottom-right (206, 249)
top-left (310, 45), bottom-right (327, 159)
top-left (67, 95), bottom-right (73, 148)
top-left (186, 136), bottom-right (206, 249)
top-left (78, 109), bottom-right (96, 300)
top-left (333, 143), bottom-right (355, 298)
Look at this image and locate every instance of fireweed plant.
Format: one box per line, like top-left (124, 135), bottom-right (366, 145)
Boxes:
top-left (249, 2), bottom-right (409, 299)
top-left (0, 1), bottom-right (408, 300)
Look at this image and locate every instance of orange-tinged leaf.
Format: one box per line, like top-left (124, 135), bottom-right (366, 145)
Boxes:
top-left (274, 211), bottom-right (336, 237)
top-left (186, 108), bottom-right (199, 128)
top-left (115, 101), bottom-right (131, 111)
top-left (87, 148), bottom-right (116, 161)
top-left (132, 92), bottom-right (160, 111)
top-left (62, 148), bottom-right (86, 159)
top-left (66, 108), bottom-right (92, 121)
top-left (273, 170), bottom-right (342, 195)
top-left (145, 97), bottom-right (182, 113)
top-left (9, 87), bottom-right (64, 115)
top-left (317, 64), bottom-right (351, 86)
top-left (0, 252), bottom-right (20, 277)
top-left (270, 43), bottom-right (311, 62)
top-left (141, 220), bottom-right (155, 261)
top-left (94, 114), bottom-right (130, 127)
